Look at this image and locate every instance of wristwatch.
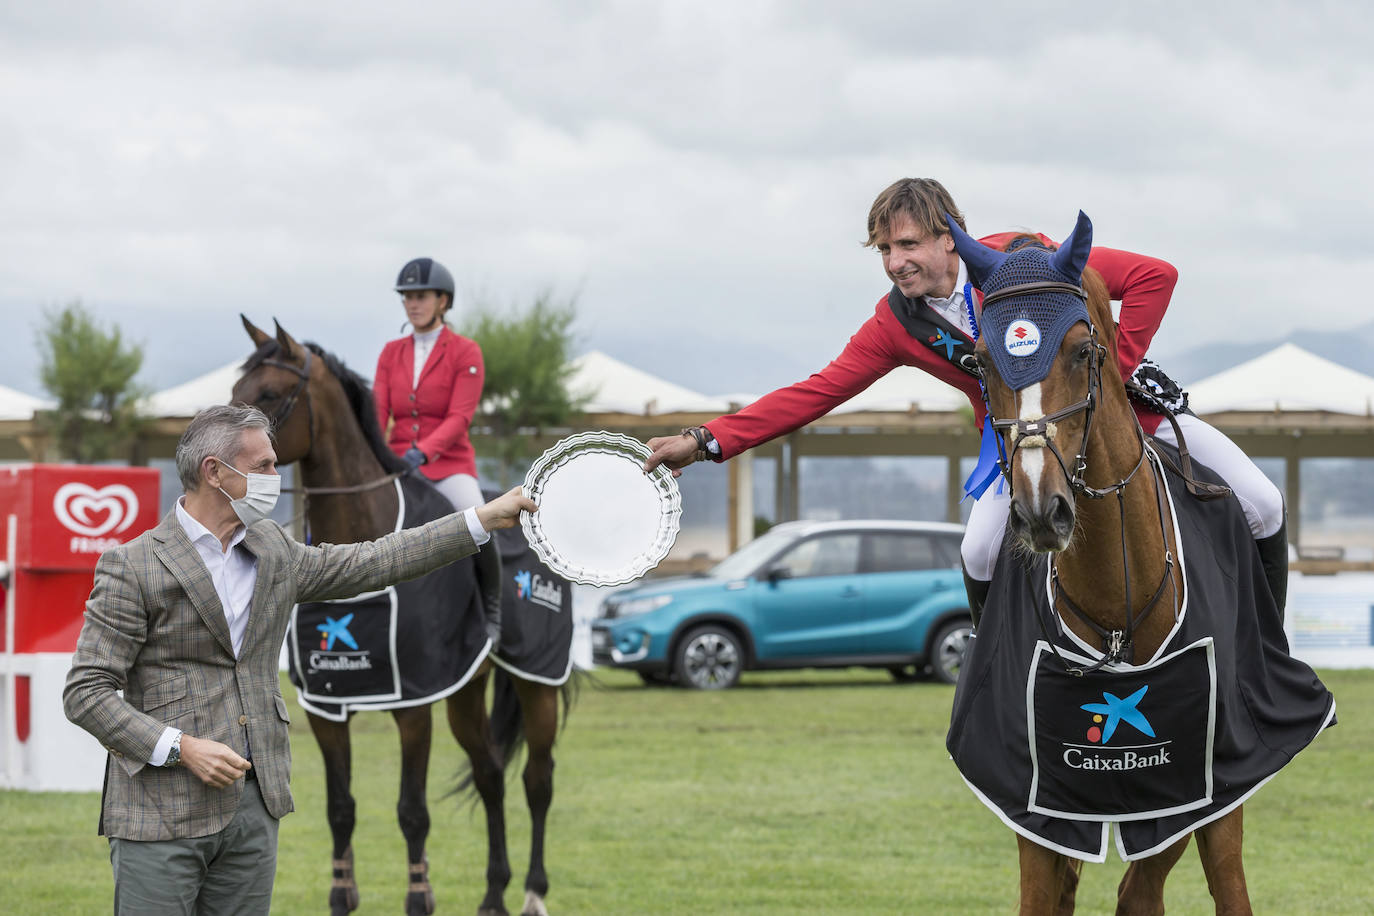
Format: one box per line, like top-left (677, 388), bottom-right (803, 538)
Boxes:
top-left (164, 731), bottom-right (183, 768)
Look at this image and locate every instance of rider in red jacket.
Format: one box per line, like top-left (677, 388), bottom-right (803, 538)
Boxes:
top-left (645, 179), bottom-right (1287, 622)
top-left (374, 257), bottom-right (486, 512)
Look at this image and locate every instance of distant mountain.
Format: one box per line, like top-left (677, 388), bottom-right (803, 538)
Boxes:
top-left (1160, 321), bottom-right (1374, 386)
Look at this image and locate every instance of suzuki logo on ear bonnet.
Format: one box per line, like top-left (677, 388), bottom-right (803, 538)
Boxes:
top-left (1005, 319), bottom-right (1042, 356)
top-left (53, 482), bottom-right (140, 537)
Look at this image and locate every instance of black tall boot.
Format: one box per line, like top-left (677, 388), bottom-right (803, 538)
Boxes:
top-left (962, 565), bottom-right (991, 629)
top-left (473, 544), bottom-right (504, 645)
top-left (1255, 519), bottom-right (1289, 625)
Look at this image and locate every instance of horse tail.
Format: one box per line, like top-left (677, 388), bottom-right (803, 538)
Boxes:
top-left (451, 666), bottom-right (589, 800)
top-left (488, 665), bottom-right (526, 770)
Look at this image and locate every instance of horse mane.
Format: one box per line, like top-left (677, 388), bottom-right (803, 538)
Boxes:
top-left (242, 340), bottom-right (409, 474)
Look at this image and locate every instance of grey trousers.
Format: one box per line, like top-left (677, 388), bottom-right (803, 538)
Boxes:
top-left (108, 777), bottom-right (280, 915)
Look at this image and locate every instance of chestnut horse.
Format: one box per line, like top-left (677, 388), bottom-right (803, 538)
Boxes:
top-left (956, 215), bottom-right (1249, 915)
top-left (233, 317), bottom-right (571, 916)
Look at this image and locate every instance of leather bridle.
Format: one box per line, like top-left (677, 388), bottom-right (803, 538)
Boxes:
top-left (977, 281), bottom-right (1176, 673)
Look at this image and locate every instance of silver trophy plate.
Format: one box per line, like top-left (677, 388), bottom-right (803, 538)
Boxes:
top-left (521, 431), bottom-right (682, 586)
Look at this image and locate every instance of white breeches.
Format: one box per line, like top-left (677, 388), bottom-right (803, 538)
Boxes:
top-left (959, 413), bottom-right (1284, 582)
top-left (431, 473), bottom-right (484, 512)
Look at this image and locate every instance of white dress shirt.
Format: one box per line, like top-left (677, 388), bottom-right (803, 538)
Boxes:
top-left (412, 326), bottom-right (442, 387)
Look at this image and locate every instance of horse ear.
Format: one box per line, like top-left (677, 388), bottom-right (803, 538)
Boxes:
top-left (241, 314), bottom-right (272, 347)
top-left (1049, 210), bottom-right (1093, 280)
top-left (273, 319), bottom-right (302, 359)
top-left (945, 213), bottom-right (1006, 289)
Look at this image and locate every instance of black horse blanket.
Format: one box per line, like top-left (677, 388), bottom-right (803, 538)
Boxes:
top-left (487, 496), bottom-right (575, 685)
top-left (947, 441), bottom-right (1335, 861)
top-left (288, 474), bottom-right (490, 721)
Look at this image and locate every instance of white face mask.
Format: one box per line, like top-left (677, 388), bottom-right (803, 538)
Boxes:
top-left (215, 458), bottom-right (282, 525)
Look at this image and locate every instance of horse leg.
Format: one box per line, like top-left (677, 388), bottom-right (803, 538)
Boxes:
top-left (393, 705), bottom-right (437, 916)
top-left (447, 668), bottom-right (513, 916)
top-left (1116, 835), bottom-right (1190, 916)
top-left (1017, 835), bottom-right (1075, 915)
top-left (513, 680), bottom-right (559, 916)
top-left (307, 712), bottom-right (361, 916)
top-left (1194, 809), bottom-right (1253, 915)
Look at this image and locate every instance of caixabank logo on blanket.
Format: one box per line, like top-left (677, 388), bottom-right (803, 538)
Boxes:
top-left (309, 613), bottom-right (373, 672)
top-left (1064, 685), bottom-right (1170, 771)
top-left (514, 569), bottom-right (564, 612)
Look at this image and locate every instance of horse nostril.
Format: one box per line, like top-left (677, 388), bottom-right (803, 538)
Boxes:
top-left (1049, 494), bottom-right (1075, 538)
top-left (1008, 501), bottom-right (1030, 536)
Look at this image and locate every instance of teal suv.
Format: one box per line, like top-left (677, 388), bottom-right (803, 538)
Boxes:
top-left (590, 519), bottom-right (973, 689)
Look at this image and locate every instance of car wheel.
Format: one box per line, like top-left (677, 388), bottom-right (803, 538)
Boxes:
top-left (675, 625), bottom-right (743, 690)
top-left (929, 618), bottom-right (973, 685)
top-left (637, 671), bottom-right (673, 687)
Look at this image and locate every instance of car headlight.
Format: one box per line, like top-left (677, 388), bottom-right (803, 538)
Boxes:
top-left (610, 594), bottom-right (674, 618)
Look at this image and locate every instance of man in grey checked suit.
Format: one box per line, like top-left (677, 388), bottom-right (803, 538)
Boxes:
top-left (64, 404), bottom-right (537, 914)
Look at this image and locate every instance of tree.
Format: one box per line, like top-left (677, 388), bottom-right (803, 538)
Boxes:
top-left (459, 292), bottom-right (589, 486)
top-left (35, 302), bottom-right (147, 462)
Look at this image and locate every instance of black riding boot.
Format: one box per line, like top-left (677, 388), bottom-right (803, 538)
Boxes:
top-left (962, 565), bottom-right (991, 629)
top-left (1255, 519), bottom-right (1289, 625)
top-left (474, 543), bottom-right (504, 644)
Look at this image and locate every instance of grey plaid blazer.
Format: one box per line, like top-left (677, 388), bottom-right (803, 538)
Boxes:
top-left (63, 508), bottom-right (477, 841)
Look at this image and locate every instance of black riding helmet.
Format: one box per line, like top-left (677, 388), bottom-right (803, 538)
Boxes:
top-left (394, 258), bottom-right (455, 297)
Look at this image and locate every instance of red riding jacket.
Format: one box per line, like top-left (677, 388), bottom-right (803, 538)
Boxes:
top-left (704, 234), bottom-right (1177, 459)
top-left (374, 327), bottom-right (485, 480)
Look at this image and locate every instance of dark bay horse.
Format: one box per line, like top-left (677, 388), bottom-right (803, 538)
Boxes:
top-left (232, 317), bottom-right (573, 916)
top-left (944, 214), bottom-right (1333, 915)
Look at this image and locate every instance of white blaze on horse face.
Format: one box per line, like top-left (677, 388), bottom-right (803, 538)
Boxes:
top-left (1017, 383), bottom-right (1046, 512)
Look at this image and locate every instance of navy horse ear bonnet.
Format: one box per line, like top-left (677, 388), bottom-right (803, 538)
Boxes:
top-left (946, 210), bottom-right (1094, 391)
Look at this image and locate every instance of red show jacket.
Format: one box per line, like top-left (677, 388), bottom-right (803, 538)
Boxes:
top-left (374, 327), bottom-right (485, 480)
top-left (705, 236), bottom-right (1177, 460)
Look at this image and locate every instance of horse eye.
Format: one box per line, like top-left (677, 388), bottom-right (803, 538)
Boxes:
top-left (1076, 343), bottom-right (1092, 362)
top-left (258, 390), bottom-right (280, 402)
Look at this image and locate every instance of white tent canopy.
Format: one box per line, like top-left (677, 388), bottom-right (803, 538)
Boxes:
top-left (1187, 343), bottom-right (1374, 416)
top-left (142, 361), bottom-right (245, 417)
top-left (140, 350), bottom-right (972, 421)
top-left (0, 384), bottom-right (51, 420)
top-left (568, 350), bottom-right (729, 415)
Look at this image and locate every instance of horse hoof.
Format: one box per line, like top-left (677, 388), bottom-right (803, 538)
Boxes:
top-left (328, 885), bottom-right (360, 916)
top-left (521, 890), bottom-right (551, 916)
top-left (406, 889), bottom-right (436, 916)
top-left (477, 905), bottom-right (510, 916)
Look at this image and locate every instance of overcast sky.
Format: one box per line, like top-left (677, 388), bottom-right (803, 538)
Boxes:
top-left (2, 1), bottom-right (1370, 400)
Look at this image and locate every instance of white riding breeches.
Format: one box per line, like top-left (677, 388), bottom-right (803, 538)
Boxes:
top-left (431, 472), bottom-right (484, 512)
top-left (959, 413), bottom-right (1284, 582)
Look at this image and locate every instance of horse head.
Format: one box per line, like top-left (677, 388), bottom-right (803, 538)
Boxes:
top-left (233, 315), bottom-right (320, 465)
top-left (949, 212), bottom-right (1122, 554)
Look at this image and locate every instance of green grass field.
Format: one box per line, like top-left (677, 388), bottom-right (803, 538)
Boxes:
top-left (3, 667), bottom-right (1371, 914)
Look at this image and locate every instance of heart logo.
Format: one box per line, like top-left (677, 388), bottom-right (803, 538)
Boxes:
top-left (53, 482), bottom-right (140, 538)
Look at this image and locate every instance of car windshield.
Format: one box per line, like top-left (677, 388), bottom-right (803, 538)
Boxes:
top-left (708, 527), bottom-right (800, 580)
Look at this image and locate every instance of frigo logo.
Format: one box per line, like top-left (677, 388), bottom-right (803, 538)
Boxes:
top-left (53, 482), bottom-right (140, 552)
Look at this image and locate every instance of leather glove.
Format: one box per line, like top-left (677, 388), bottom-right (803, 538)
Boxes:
top-left (402, 447), bottom-right (426, 470)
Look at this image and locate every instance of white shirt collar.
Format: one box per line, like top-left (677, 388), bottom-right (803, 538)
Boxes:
top-left (412, 326), bottom-right (442, 346)
top-left (175, 496), bottom-right (246, 555)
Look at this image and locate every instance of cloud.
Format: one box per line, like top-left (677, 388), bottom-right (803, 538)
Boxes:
top-left (0, 0), bottom-right (1370, 400)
